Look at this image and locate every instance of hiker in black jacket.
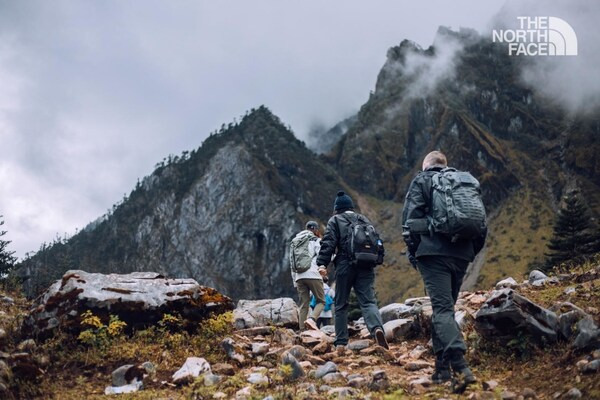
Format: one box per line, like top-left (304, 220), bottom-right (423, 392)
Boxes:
top-left (317, 191), bottom-right (388, 352)
top-left (402, 151), bottom-right (486, 390)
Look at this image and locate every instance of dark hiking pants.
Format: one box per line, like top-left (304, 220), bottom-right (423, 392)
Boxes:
top-left (417, 256), bottom-right (469, 358)
top-left (334, 262), bottom-right (384, 346)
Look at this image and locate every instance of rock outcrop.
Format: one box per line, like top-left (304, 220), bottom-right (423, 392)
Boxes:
top-left (22, 270), bottom-right (234, 339)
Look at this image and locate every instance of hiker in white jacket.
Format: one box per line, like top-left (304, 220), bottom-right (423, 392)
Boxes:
top-left (290, 221), bottom-right (326, 331)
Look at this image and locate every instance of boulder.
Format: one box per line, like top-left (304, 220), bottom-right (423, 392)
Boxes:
top-left (172, 357), bottom-right (211, 385)
top-left (233, 298), bottom-right (298, 329)
top-left (383, 318), bottom-right (415, 342)
top-left (379, 303), bottom-right (414, 323)
top-left (475, 289), bottom-right (559, 342)
top-left (23, 270), bottom-right (234, 339)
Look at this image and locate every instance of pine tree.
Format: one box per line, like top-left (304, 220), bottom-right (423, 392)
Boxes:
top-left (0, 216), bottom-right (17, 278)
top-left (545, 190), bottom-right (600, 270)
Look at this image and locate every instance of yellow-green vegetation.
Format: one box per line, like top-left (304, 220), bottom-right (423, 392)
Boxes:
top-left (479, 188), bottom-right (555, 289)
top-left (3, 256), bottom-right (599, 399)
top-left (77, 310), bottom-right (127, 350)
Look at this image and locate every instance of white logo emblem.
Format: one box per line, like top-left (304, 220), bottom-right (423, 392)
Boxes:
top-left (492, 16), bottom-right (578, 56)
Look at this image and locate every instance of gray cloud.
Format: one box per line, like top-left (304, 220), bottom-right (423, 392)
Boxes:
top-left (0, 1), bottom-right (507, 258)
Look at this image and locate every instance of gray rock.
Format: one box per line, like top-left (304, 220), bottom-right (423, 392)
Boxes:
top-left (204, 372), bottom-right (222, 386)
top-left (383, 318), bottom-right (414, 342)
top-left (529, 270), bottom-right (549, 284)
top-left (572, 317), bottom-right (600, 351)
top-left (327, 387), bottom-right (356, 398)
top-left (17, 339), bottom-right (36, 353)
top-left (501, 391), bottom-right (518, 400)
top-left (322, 372), bottom-right (345, 383)
top-left (315, 361), bottom-right (337, 379)
top-left (287, 344), bottom-right (308, 360)
top-left (558, 310), bottom-right (587, 340)
top-left (475, 289), bottom-right (559, 342)
top-left (104, 380), bottom-right (143, 395)
top-left (320, 325), bottom-right (336, 336)
top-left (0, 328), bottom-right (6, 347)
top-left (563, 388), bottom-right (582, 399)
top-left (496, 277), bottom-right (518, 289)
top-left (222, 338), bottom-right (245, 364)
top-left (347, 340), bottom-right (370, 351)
top-left (348, 377), bottom-right (368, 388)
top-left (281, 352), bottom-right (304, 381)
top-left (111, 364), bottom-right (136, 387)
top-left (369, 374), bottom-right (390, 391)
top-left (582, 359), bottom-right (600, 373)
top-left (23, 270), bottom-right (234, 339)
top-left (251, 342), bottom-right (269, 356)
top-left (172, 357), bottom-right (211, 385)
top-left (522, 387), bottom-right (537, 399)
top-left (233, 298), bottom-right (298, 329)
top-left (247, 372), bottom-right (268, 385)
top-left (379, 303), bottom-right (414, 323)
top-left (0, 296), bottom-right (14, 305)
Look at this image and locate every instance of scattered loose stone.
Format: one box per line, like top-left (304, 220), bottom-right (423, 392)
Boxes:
top-left (251, 342), bottom-right (269, 356)
top-left (369, 369), bottom-right (389, 391)
top-left (582, 359), bottom-right (600, 373)
top-left (563, 388), bottom-right (583, 399)
top-left (496, 277), bottom-right (518, 289)
top-left (212, 363), bottom-right (235, 376)
top-left (501, 390), bottom-right (518, 400)
top-left (104, 380), bottom-right (143, 395)
top-left (235, 385), bottom-right (253, 400)
top-left (327, 387), bottom-right (356, 398)
top-left (312, 340), bottom-right (331, 354)
top-left (315, 361), bottom-right (337, 379)
top-left (348, 377), bottom-right (368, 388)
top-left (409, 376), bottom-right (432, 387)
top-left (17, 339), bottom-right (36, 353)
top-left (322, 372), bottom-right (345, 383)
top-left (247, 372), bottom-right (268, 385)
top-left (483, 380), bottom-right (499, 391)
top-left (204, 372), bottom-right (222, 386)
top-left (221, 338), bottom-right (245, 364)
top-left (405, 360), bottom-right (432, 371)
top-left (172, 357), bottom-right (211, 385)
top-left (347, 340), bottom-right (370, 351)
top-left (281, 351), bottom-right (304, 381)
top-left (522, 387), bottom-right (538, 399)
top-left (408, 345), bottom-right (428, 359)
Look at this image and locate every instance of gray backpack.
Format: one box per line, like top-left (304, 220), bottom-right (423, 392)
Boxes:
top-left (290, 232), bottom-right (317, 273)
top-left (429, 167), bottom-right (487, 241)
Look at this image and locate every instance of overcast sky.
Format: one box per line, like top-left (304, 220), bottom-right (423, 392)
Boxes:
top-left (1, 0), bottom-right (596, 259)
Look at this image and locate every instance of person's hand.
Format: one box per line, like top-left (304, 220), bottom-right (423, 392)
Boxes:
top-left (318, 266), bottom-right (327, 275)
top-left (407, 254), bottom-right (418, 270)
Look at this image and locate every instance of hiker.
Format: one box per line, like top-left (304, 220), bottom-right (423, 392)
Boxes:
top-left (309, 270), bottom-right (335, 327)
top-left (402, 151), bottom-right (487, 390)
top-left (290, 220), bottom-right (326, 331)
top-left (317, 191), bottom-right (388, 351)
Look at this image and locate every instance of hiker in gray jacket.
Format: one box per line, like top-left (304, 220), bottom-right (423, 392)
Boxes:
top-left (290, 221), bottom-right (326, 331)
top-left (402, 151), bottom-right (486, 391)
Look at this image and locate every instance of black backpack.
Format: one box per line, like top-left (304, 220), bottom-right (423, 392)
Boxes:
top-left (429, 167), bottom-right (487, 241)
top-left (339, 213), bottom-right (385, 267)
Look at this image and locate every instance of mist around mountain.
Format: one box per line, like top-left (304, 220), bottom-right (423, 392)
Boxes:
top-left (14, 26), bottom-right (600, 306)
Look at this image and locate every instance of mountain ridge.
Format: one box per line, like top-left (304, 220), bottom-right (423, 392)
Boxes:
top-left (15, 27), bottom-right (600, 305)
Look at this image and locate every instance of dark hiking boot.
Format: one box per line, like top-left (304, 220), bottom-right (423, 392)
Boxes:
top-left (432, 352), bottom-right (451, 384)
top-left (374, 328), bottom-right (389, 349)
top-left (431, 368), bottom-right (452, 384)
top-left (451, 366), bottom-right (477, 393)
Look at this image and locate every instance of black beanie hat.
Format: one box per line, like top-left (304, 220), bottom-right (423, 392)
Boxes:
top-left (334, 190), bottom-right (354, 211)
